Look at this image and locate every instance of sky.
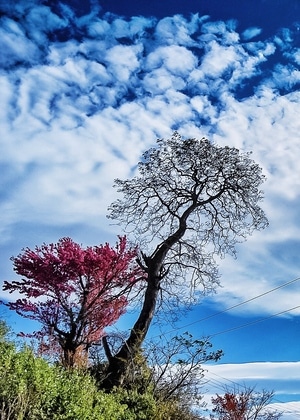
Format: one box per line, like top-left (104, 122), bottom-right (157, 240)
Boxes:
top-left (0, 0), bottom-right (300, 417)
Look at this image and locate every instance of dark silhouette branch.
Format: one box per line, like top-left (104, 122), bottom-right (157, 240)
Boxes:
top-left (103, 133), bottom-right (268, 389)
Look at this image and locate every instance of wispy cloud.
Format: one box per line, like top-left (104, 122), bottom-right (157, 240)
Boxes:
top-left (203, 362), bottom-right (300, 418)
top-left (242, 26), bottom-right (262, 40)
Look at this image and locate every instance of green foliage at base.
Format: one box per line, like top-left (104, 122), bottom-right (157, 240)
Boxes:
top-left (113, 388), bottom-right (203, 420)
top-left (114, 388), bottom-right (157, 420)
top-left (0, 322), bottom-right (204, 419)
top-left (0, 324), bottom-right (127, 419)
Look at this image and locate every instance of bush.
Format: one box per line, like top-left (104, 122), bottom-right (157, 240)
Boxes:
top-left (0, 325), bottom-right (129, 419)
top-left (114, 388), bottom-right (157, 420)
top-left (0, 322), bottom-right (205, 419)
top-left (111, 386), bottom-right (204, 420)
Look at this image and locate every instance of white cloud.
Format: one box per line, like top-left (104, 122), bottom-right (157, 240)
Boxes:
top-left (242, 27), bottom-right (262, 40)
top-left (145, 45), bottom-right (197, 76)
top-left (201, 362), bottom-right (300, 418)
top-left (0, 17), bottom-right (41, 67)
top-left (206, 362), bottom-right (300, 381)
top-left (87, 17), bottom-right (111, 37)
top-left (199, 41), bottom-right (240, 77)
top-left (105, 44), bottom-right (142, 82)
top-left (154, 15), bottom-right (198, 46)
top-left (1, 6), bottom-right (300, 322)
top-left (25, 5), bottom-right (67, 42)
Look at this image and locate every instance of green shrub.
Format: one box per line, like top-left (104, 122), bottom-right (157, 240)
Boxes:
top-left (0, 321), bottom-right (204, 419)
top-left (111, 387), bottom-right (203, 420)
top-left (113, 388), bottom-right (157, 420)
top-left (0, 327), bottom-right (129, 419)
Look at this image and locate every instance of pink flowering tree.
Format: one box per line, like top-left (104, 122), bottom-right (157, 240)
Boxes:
top-left (2, 236), bottom-right (143, 367)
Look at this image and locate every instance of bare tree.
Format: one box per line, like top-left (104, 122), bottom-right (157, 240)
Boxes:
top-left (147, 333), bottom-right (223, 409)
top-left (210, 386), bottom-right (283, 419)
top-left (102, 132), bottom-right (268, 389)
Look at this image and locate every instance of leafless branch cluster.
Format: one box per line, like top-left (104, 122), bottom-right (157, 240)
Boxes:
top-left (108, 132), bottom-right (268, 300)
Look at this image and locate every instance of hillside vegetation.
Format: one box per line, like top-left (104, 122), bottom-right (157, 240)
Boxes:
top-left (0, 321), bottom-right (202, 420)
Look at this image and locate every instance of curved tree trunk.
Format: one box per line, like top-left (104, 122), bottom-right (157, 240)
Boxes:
top-left (101, 271), bottom-right (160, 389)
top-left (101, 213), bottom-right (191, 390)
top-left (101, 134), bottom-right (268, 391)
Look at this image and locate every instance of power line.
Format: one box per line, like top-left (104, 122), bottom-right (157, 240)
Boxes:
top-left (144, 277), bottom-right (300, 417)
top-left (210, 305), bottom-right (300, 338)
top-left (148, 276), bottom-right (300, 339)
top-left (271, 399), bottom-right (300, 417)
top-left (205, 371), bottom-right (300, 418)
top-left (150, 304), bottom-right (300, 346)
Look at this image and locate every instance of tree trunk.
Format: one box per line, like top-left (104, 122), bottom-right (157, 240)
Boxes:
top-left (101, 213), bottom-right (190, 390)
top-left (101, 271), bottom-right (160, 390)
top-left (62, 347), bottom-right (76, 367)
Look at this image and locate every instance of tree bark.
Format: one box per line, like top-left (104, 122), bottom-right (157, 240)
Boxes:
top-left (101, 271), bottom-right (160, 389)
top-left (101, 215), bottom-right (190, 390)
top-left (102, 135), bottom-right (269, 391)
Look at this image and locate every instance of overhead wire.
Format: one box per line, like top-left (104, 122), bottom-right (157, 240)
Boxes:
top-left (149, 276), bottom-right (300, 340)
top-left (209, 304), bottom-right (300, 338)
top-left (145, 276), bottom-right (300, 417)
top-left (204, 370), bottom-right (300, 418)
top-left (137, 276), bottom-right (300, 418)
top-left (271, 399), bottom-right (300, 417)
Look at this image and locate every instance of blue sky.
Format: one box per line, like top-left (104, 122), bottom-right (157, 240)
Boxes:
top-left (0, 0), bottom-right (300, 417)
